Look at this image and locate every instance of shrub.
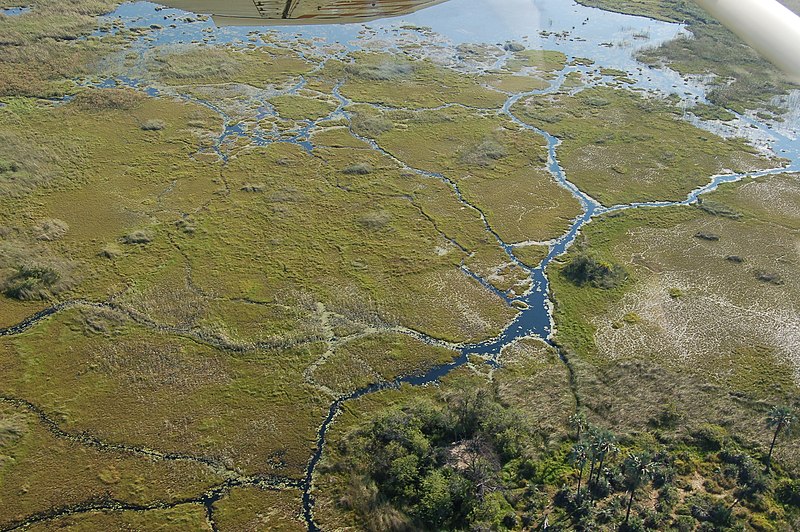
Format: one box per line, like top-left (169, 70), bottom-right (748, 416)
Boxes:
top-left (122, 230), bottom-right (153, 244)
top-left (343, 162), bottom-right (373, 175)
top-left (561, 254), bottom-right (627, 289)
top-left (696, 199), bottom-right (742, 219)
top-left (359, 211), bottom-right (392, 231)
top-left (754, 271), bottom-right (783, 285)
top-left (694, 232), bottom-right (720, 241)
top-left (461, 138), bottom-right (507, 167)
top-left (3, 264), bottom-right (62, 300)
top-left (99, 244), bottom-right (122, 259)
top-left (775, 478), bottom-right (800, 506)
top-left (140, 119), bottom-right (166, 131)
top-left (673, 515), bottom-right (696, 532)
top-left (692, 424), bottom-right (728, 451)
top-left (0, 159), bottom-right (19, 173)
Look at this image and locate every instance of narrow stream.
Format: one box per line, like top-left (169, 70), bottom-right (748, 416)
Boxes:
top-left (6, 0), bottom-right (798, 529)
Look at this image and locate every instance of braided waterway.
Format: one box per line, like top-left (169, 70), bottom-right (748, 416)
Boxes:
top-left (4, 0), bottom-right (799, 529)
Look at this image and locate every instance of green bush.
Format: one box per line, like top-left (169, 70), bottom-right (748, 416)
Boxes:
top-left (561, 253), bottom-right (627, 289)
top-left (342, 162), bottom-right (373, 175)
top-left (2, 264), bottom-right (62, 300)
top-left (775, 478), bottom-right (800, 506)
top-left (692, 423), bottom-right (728, 451)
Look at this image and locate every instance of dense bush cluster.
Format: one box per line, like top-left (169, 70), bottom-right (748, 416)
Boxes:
top-left (329, 396), bottom-right (799, 531)
top-left (562, 254), bottom-right (627, 289)
top-left (332, 389), bottom-right (533, 531)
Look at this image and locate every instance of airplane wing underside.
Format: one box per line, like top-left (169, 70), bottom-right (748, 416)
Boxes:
top-left (159, 0), bottom-right (449, 26)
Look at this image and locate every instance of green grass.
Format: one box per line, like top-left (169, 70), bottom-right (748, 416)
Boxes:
top-left (269, 93), bottom-right (338, 121)
top-left (313, 333), bottom-right (457, 396)
top-left (0, 402), bottom-right (222, 528)
top-left (512, 86), bottom-right (773, 205)
top-left (25, 505), bottom-right (211, 531)
top-left (146, 45), bottom-right (314, 88)
top-left (329, 53), bottom-right (508, 109)
top-left (511, 244), bottom-right (550, 269)
top-left (548, 174), bottom-right (800, 470)
top-left (1, 308), bottom-right (330, 478)
top-left (576, 0), bottom-right (799, 114)
top-left (213, 487), bottom-right (305, 531)
top-left (360, 105), bottom-right (582, 243)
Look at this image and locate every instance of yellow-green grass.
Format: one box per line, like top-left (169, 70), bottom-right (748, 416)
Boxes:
top-left (25, 505), bottom-right (211, 531)
top-left (511, 243), bottom-right (550, 269)
top-left (310, 125), bottom-right (372, 149)
top-left (213, 487), bottom-right (305, 531)
top-left (146, 45), bottom-right (314, 88)
top-left (0, 401), bottom-right (222, 528)
top-left (269, 93), bottom-right (338, 122)
top-left (312, 333), bottom-right (457, 396)
top-left (512, 86), bottom-right (773, 205)
top-left (0, 0), bottom-right (124, 97)
top-left (547, 175), bottom-right (800, 473)
top-left (181, 142), bottom-right (516, 343)
top-left (484, 73), bottom-right (550, 94)
top-left (505, 49), bottom-right (567, 77)
top-left (0, 92), bottom-right (223, 326)
top-left (358, 105), bottom-right (582, 243)
top-left (0, 308), bottom-right (330, 478)
top-left (329, 53), bottom-right (508, 109)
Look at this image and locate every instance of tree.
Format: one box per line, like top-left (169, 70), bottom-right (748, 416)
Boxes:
top-left (585, 427), bottom-right (601, 491)
top-left (569, 412), bottom-right (588, 441)
top-left (765, 406), bottom-right (795, 473)
top-left (623, 452), bottom-right (656, 528)
top-left (570, 443), bottom-right (589, 502)
top-left (591, 430), bottom-right (618, 489)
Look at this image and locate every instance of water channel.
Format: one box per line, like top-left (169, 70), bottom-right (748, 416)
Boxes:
top-left (28, 0), bottom-right (800, 528)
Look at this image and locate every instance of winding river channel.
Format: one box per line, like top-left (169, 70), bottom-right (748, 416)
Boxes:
top-left (4, 0), bottom-right (799, 529)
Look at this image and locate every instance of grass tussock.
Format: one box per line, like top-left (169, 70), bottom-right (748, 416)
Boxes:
top-left (351, 112), bottom-right (393, 137)
top-left (342, 162), bottom-right (373, 175)
top-left (71, 88), bottom-right (145, 111)
top-left (122, 229), bottom-right (153, 244)
top-left (460, 137), bottom-right (507, 167)
top-left (140, 119), bottom-right (165, 131)
top-left (33, 218), bottom-right (69, 241)
top-left (2, 263), bottom-right (68, 300)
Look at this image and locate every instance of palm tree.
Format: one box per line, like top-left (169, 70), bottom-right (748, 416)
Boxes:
top-left (569, 412), bottom-right (588, 441)
top-left (591, 430), bottom-right (618, 488)
top-left (585, 427), bottom-right (601, 489)
top-left (766, 406), bottom-right (795, 473)
top-left (622, 452), bottom-right (655, 528)
top-left (570, 443), bottom-right (588, 502)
